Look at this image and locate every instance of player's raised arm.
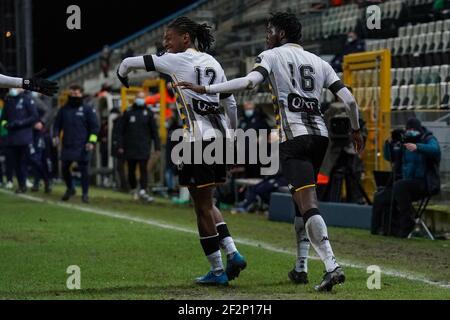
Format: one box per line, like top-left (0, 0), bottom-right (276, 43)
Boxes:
top-left (176, 71), bottom-right (265, 94)
top-left (0, 73), bottom-right (23, 88)
top-left (0, 70), bottom-right (58, 96)
top-left (117, 53), bottom-right (179, 88)
top-left (116, 56), bottom-right (146, 88)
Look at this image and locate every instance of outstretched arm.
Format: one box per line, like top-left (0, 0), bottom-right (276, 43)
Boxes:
top-left (117, 54), bottom-right (178, 88)
top-left (0, 73), bottom-right (22, 88)
top-left (0, 71), bottom-right (58, 96)
top-left (117, 57), bottom-right (147, 88)
top-left (176, 71), bottom-right (265, 94)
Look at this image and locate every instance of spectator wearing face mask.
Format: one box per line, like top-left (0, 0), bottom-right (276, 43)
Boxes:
top-left (118, 91), bottom-right (161, 202)
top-left (331, 31), bottom-right (365, 72)
top-left (372, 118), bottom-right (441, 237)
top-left (0, 88), bottom-right (38, 193)
top-left (53, 85), bottom-right (100, 203)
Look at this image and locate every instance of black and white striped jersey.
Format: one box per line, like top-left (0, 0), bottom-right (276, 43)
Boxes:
top-left (143, 48), bottom-right (232, 142)
top-left (253, 43), bottom-right (342, 143)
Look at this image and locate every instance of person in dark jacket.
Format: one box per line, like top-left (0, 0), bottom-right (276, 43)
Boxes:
top-left (372, 118), bottom-right (441, 237)
top-left (53, 85), bottom-right (100, 203)
top-left (29, 120), bottom-right (52, 193)
top-left (29, 92), bottom-right (53, 194)
top-left (0, 106), bottom-right (10, 188)
top-left (0, 88), bottom-right (38, 193)
top-left (111, 107), bottom-right (128, 191)
top-left (118, 91), bottom-right (161, 202)
top-left (237, 101), bottom-right (270, 178)
top-left (331, 31), bottom-right (365, 72)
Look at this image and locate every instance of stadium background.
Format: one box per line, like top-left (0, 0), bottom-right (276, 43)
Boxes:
top-left (19, 0), bottom-right (449, 203)
top-left (0, 0), bottom-right (450, 300)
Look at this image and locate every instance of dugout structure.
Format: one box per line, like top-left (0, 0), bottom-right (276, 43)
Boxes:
top-left (343, 49), bottom-right (391, 197)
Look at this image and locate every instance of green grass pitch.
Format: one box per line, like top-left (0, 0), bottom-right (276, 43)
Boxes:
top-left (0, 186), bottom-right (449, 300)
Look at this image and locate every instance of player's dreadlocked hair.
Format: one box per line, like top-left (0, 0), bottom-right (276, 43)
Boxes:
top-left (168, 16), bottom-right (214, 52)
top-left (268, 12), bottom-right (302, 43)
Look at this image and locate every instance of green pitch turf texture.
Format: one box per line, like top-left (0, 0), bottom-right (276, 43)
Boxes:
top-left (0, 186), bottom-right (449, 300)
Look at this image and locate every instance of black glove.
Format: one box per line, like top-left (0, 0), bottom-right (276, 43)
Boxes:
top-left (22, 69), bottom-right (59, 97)
top-left (116, 67), bottom-right (129, 88)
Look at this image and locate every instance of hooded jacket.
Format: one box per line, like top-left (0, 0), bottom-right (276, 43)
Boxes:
top-left (384, 127), bottom-right (441, 195)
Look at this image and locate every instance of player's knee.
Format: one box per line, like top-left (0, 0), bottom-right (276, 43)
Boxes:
top-left (302, 207), bottom-right (321, 224)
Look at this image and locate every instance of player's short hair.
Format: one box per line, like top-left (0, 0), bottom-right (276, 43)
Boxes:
top-left (69, 84), bottom-right (84, 93)
top-left (268, 12), bottom-right (302, 43)
top-left (168, 16), bottom-right (214, 52)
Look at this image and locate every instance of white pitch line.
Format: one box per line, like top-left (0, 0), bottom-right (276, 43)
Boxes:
top-left (1, 189), bottom-right (449, 289)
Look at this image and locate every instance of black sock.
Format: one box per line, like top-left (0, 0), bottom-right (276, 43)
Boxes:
top-left (200, 234), bottom-right (220, 256)
top-left (216, 223), bottom-right (231, 242)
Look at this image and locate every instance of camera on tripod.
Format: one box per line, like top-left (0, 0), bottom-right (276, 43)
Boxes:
top-left (391, 128), bottom-right (405, 144)
top-left (329, 116), bottom-right (351, 140)
top-left (390, 128), bottom-right (419, 145)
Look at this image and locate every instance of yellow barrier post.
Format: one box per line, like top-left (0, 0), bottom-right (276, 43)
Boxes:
top-left (343, 49), bottom-right (391, 198)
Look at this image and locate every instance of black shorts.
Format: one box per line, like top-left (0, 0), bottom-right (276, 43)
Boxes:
top-left (178, 139), bottom-right (228, 189)
top-left (279, 135), bottom-right (329, 194)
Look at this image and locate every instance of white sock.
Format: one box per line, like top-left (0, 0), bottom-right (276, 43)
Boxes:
top-left (206, 250), bottom-right (224, 273)
top-left (305, 215), bottom-right (340, 273)
top-left (294, 216), bottom-right (310, 273)
top-left (220, 237), bottom-right (237, 257)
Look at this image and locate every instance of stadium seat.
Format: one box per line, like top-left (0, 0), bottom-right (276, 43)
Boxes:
top-left (353, 87), bottom-right (364, 106)
top-left (366, 41), bottom-right (376, 52)
top-left (400, 36), bottom-right (411, 67)
top-left (415, 34), bottom-right (427, 66)
top-left (440, 65), bottom-right (450, 82)
top-left (435, 20), bottom-right (443, 33)
top-left (421, 66), bottom-right (431, 84)
top-left (393, 38), bottom-right (403, 67)
top-left (399, 26), bottom-right (407, 37)
top-left (412, 67), bottom-right (422, 84)
top-left (378, 39), bottom-right (387, 51)
top-left (364, 87), bottom-right (375, 110)
top-left (392, 85), bottom-right (400, 110)
top-left (405, 35), bottom-right (419, 66)
top-left (392, 68), bottom-right (398, 85)
top-left (427, 83), bottom-right (439, 109)
top-left (412, 23), bottom-right (422, 35)
top-left (420, 23), bottom-right (428, 35)
top-left (416, 83), bottom-right (428, 109)
top-left (442, 31), bottom-right (450, 64)
top-left (406, 84), bottom-right (416, 110)
top-left (432, 32), bottom-right (443, 65)
top-left (399, 85), bottom-right (409, 110)
top-left (440, 82), bottom-right (449, 109)
top-left (403, 67), bottom-right (413, 85)
top-left (396, 68), bottom-right (405, 86)
top-left (365, 70), bottom-right (375, 87)
top-left (405, 24), bottom-right (414, 37)
top-left (444, 19), bottom-right (450, 34)
top-left (430, 65), bottom-right (441, 83)
top-left (425, 33), bottom-right (436, 65)
top-left (427, 21), bottom-right (436, 34)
